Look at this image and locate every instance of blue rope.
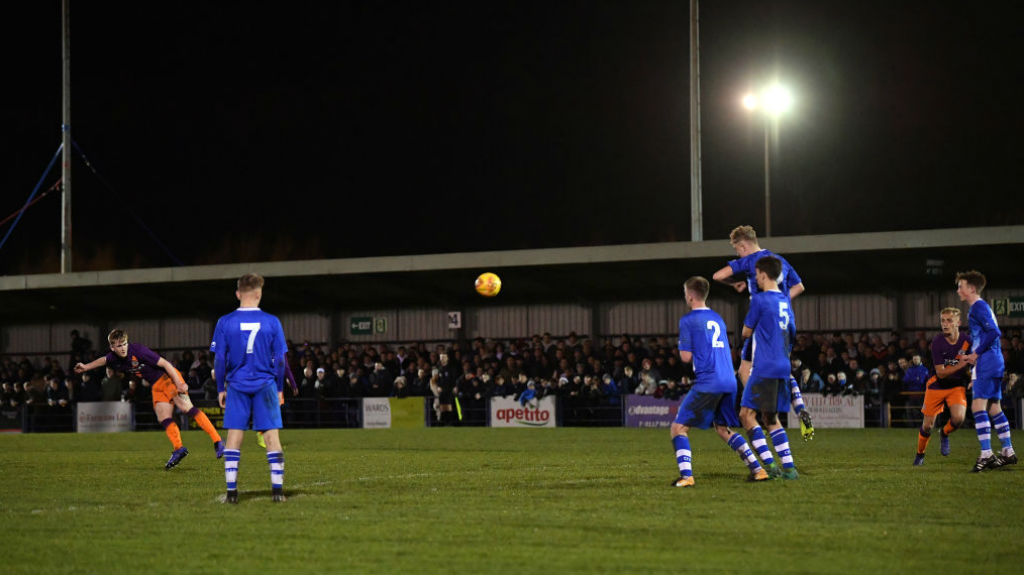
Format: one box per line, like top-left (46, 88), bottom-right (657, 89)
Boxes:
top-left (72, 140), bottom-right (184, 267)
top-left (0, 144), bottom-right (63, 253)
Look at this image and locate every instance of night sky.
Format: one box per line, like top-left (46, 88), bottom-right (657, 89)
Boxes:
top-left (3, 1), bottom-right (1021, 275)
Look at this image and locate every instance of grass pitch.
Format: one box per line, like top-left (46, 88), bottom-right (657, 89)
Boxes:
top-left (1, 427), bottom-right (1020, 574)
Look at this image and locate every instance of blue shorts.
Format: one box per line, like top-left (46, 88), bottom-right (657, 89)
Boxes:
top-left (674, 390), bottom-right (740, 429)
top-left (741, 337), bottom-right (753, 362)
top-left (224, 382), bottom-right (283, 431)
top-left (741, 377), bottom-right (790, 413)
top-left (972, 377), bottom-right (1003, 401)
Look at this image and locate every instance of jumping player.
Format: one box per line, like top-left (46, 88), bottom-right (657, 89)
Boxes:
top-left (913, 307), bottom-right (970, 466)
top-left (75, 330), bottom-right (224, 469)
top-left (670, 276), bottom-right (769, 487)
top-left (712, 225), bottom-right (813, 440)
top-left (212, 273), bottom-right (289, 503)
top-left (956, 270), bottom-right (1017, 472)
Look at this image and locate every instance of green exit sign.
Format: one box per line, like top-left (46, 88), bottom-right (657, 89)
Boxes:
top-left (350, 316), bottom-right (373, 335)
top-left (993, 297), bottom-right (1024, 318)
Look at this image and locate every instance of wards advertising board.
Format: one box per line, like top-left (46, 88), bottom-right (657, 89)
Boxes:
top-left (362, 398), bottom-right (392, 428)
top-left (490, 396), bottom-right (556, 428)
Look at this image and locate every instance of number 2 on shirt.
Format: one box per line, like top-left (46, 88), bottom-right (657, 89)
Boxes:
top-left (706, 320), bottom-right (725, 348)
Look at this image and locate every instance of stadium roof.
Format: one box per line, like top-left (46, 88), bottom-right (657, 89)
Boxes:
top-left (1, 226), bottom-right (1022, 324)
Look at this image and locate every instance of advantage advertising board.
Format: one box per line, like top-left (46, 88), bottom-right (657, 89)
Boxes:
top-left (624, 395), bottom-right (681, 428)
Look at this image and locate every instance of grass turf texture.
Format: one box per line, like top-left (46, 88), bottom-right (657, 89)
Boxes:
top-left (1, 427), bottom-right (1020, 574)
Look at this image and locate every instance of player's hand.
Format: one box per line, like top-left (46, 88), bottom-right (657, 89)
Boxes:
top-left (289, 386), bottom-right (299, 396)
top-left (73, 362), bottom-right (86, 374)
top-left (175, 381), bottom-right (189, 394)
top-left (218, 391), bottom-right (227, 408)
top-left (732, 281), bottom-right (746, 293)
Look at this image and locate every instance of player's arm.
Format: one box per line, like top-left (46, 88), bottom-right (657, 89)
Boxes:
top-left (211, 319), bottom-right (228, 406)
top-left (712, 264), bottom-right (747, 293)
top-left (74, 355), bottom-right (108, 373)
top-left (156, 357), bottom-right (188, 393)
top-left (284, 361), bottom-right (299, 396)
top-left (741, 325), bottom-right (753, 340)
top-left (789, 282), bottom-right (805, 300)
top-left (678, 350), bottom-right (693, 364)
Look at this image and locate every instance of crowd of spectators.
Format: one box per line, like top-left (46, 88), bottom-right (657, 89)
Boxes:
top-left (2, 327), bottom-right (1024, 424)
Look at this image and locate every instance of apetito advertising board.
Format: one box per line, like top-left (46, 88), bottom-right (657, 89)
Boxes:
top-left (490, 395), bottom-right (557, 428)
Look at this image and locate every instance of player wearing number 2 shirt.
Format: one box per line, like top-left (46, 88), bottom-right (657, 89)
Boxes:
top-left (669, 276), bottom-right (768, 487)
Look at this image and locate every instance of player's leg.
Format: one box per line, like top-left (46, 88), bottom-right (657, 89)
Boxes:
top-left (171, 390), bottom-right (223, 457)
top-left (253, 383), bottom-right (287, 501)
top-left (969, 381), bottom-right (1001, 472)
top-left (790, 376), bottom-right (814, 441)
top-left (987, 398), bottom-right (1016, 465)
top-left (669, 423), bottom-right (695, 487)
top-left (915, 413), bottom-right (936, 466)
top-left (153, 387), bottom-right (189, 470)
top-left (738, 338), bottom-right (753, 386)
top-left (740, 401), bottom-right (776, 473)
top-left (222, 389), bottom-right (252, 503)
top-left (765, 411), bottom-right (797, 479)
top-left (916, 388), bottom-right (944, 465)
top-left (940, 389), bottom-right (967, 457)
top-left (714, 393), bottom-right (768, 481)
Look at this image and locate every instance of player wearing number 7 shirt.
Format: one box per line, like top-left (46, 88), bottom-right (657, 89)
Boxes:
top-left (211, 273), bottom-right (289, 503)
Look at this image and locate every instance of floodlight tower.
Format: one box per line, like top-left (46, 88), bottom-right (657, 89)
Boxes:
top-left (742, 84), bottom-right (792, 238)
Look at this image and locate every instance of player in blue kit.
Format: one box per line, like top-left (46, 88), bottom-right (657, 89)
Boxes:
top-left (956, 270), bottom-right (1017, 472)
top-left (670, 276), bottom-right (770, 487)
top-left (712, 225), bottom-right (814, 441)
top-left (212, 273), bottom-right (290, 503)
top-left (739, 256), bottom-right (799, 480)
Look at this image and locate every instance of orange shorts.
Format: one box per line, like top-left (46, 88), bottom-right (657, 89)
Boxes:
top-left (920, 386), bottom-right (967, 416)
top-left (151, 367), bottom-right (185, 405)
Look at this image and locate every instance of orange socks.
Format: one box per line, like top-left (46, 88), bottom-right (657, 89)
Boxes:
top-left (191, 410), bottom-right (222, 443)
top-left (161, 418), bottom-right (183, 449)
top-left (917, 431), bottom-right (930, 455)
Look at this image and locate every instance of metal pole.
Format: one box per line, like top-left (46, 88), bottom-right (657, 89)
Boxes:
top-left (61, 0), bottom-right (72, 273)
top-left (689, 0), bottom-right (703, 242)
top-left (764, 115), bottom-right (771, 238)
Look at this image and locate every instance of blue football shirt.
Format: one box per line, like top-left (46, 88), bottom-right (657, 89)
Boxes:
top-left (728, 249), bottom-right (802, 298)
top-left (211, 307), bottom-right (287, 394)
top-left (678, 308), bottom-right (736, 394)
top-left (968, 299), bottom-right (1004, 379)
top-left (744, 290), bottom-right (793, 380)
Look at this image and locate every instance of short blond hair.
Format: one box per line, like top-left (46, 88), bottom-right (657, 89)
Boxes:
top-left (107, 329), bottom-right (128, 345)
top-left (940, 307), bottom-right (961, 318)
top-left (237, 273), bottom-right (265, 293)
top-left (729, 225), bottom-right (757, 245)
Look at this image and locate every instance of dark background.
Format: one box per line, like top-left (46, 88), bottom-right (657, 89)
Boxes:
top-left (3, 1), bottom-right (1021, 275)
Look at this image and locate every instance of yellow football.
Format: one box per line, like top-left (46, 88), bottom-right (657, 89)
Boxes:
top-left (474, 272), bottom-right (502, 297)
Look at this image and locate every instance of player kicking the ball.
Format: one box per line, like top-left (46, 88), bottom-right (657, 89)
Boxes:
top-left (669, 276), bottom-right (769, 487)
top-left (75, 330), bottom-right (224, 469)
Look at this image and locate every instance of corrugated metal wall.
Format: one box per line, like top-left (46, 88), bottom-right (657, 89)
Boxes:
top-left (4, 292), bottom-right (1023, 357)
